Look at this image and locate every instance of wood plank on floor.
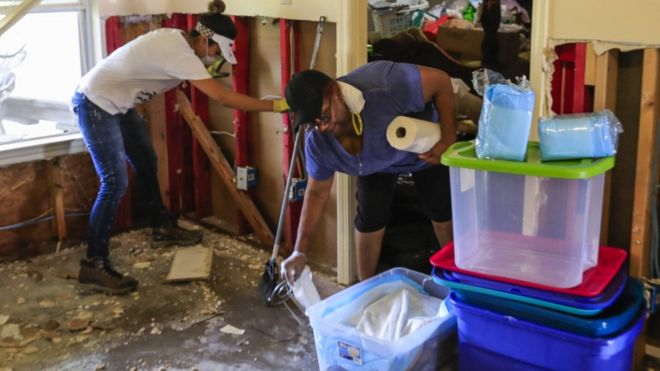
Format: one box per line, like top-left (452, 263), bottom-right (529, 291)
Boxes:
top-left (165, 246), bottom-right (213, 282)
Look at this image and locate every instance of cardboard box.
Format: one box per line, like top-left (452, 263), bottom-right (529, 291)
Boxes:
top-left (436, 25), bottom-right (521, 65)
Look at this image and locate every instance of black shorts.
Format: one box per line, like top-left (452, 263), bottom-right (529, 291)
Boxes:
top-left (354, 164), bottom-right (452, 233)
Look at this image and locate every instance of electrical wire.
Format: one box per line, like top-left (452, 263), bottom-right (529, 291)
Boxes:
top-left (60, 158), bottom-right (95, 210)
top-left (210, 130), bottom-right (236, 138)
top-left (259, 95), bottom-right (282, 100)
top-left (0, 209), bottom-right (89, 231)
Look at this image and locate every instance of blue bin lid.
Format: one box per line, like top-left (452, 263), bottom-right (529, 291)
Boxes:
top-left (443, 279), bottom-right (644, 337)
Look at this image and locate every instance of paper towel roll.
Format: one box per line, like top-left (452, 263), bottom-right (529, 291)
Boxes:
top-left (386, 116), bottom-right (441, 153)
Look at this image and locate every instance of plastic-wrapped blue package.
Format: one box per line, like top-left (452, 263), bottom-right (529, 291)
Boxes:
top-left (473, 69), bottom-right (536, 161)
top-left (538, 109), bottom-right (623, 161)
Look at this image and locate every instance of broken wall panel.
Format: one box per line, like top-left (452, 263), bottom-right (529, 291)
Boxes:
top-left (98, 14), bottom-right (341, 266)
top-left (0, 153), bottom-right (97, 257)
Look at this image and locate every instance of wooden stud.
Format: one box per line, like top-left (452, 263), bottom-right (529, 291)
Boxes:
top-left (593, 50), bottom-right (619, 111)
top-left (571, 43), bottom-right (587, 113)
top-left (584, 44), bottom-right (597, 86)
top-left (630, 50), bottom-right (656, 371)
top-left (593, 49), bottom-right (618, 245)
top-left (286, 20), bottom-right (304, 253)
top-left (279, 19), bottom-right (303, 253)
top-left (232, 16), bottom-right (253, 236)
top-left (177, 90), bottom-right (274, 247)
top-left (46, 158), bottom-right (66, 241)
top-left (161, 14), bottom-right (191, 214)
top-left (629, 48), bottom-right (659, 278)
top-left (187, 13), bottom-right (212, 219)
top-left (144, 94), bottom-right (170, 209)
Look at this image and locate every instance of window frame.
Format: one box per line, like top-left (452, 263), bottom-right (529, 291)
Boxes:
top-left (0, 0), bottom-right (95, 164)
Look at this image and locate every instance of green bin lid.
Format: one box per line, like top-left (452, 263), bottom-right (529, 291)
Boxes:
top-left (440, 140), bottom-right (615, 179)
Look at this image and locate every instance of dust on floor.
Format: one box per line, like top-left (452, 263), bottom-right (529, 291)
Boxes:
top-left (0, 222), bottom-right (341, 371)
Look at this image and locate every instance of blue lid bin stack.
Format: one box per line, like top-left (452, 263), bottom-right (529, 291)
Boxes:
top-left (432, 139), bottom-right (643, 371)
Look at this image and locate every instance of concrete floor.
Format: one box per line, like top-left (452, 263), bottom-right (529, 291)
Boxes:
top-left (0, 223), bottom-right (342, 371)
top-left (4, 215), bottom-right (654, 370)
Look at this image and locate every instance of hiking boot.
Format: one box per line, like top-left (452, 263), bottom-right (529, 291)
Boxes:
top-left (78, 257), bottom-right (138, 295)
top-left (151, 214), bottom-right (203, 248)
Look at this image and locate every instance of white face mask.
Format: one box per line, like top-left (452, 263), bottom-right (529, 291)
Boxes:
top-left (195, 22), bottom-right (237, 65)
top-left (337, 81), bottom-right (365, 114)
top-left (201, 40), bottom-right (219, 66)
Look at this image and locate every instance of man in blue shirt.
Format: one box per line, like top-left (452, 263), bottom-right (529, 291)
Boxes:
top-left (281, 61), bottom-right (456, 282)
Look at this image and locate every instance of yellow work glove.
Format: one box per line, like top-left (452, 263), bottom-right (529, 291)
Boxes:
top-left (273, 98), bottom-right (290, 113)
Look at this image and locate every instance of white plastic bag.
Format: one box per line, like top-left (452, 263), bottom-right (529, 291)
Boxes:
top-left (292, 265), bottom-right (321, 312)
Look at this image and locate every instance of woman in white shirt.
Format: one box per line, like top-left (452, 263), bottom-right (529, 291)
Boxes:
top-left (72, 0), bottom-right (287, 294)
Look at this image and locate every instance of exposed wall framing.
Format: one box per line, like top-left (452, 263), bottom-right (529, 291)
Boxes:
top-left (630, 48), bottom-right (660, 278)
top-left (0, 154), bottom-right (97, 258)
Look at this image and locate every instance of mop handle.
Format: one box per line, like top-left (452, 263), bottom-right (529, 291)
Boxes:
top-left (309, 16), bottom-right (325, 70)
top-left (271, 126), bottom-right (305, 260)
top-left (270, 16), bottom-right (326, 261)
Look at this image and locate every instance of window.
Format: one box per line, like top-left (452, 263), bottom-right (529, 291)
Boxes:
top-left (0, 0), bottom-right (93, 154)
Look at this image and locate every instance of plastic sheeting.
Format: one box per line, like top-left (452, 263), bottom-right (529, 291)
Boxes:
top-left (352, 284), bottom-right (449, 341)
top-left (473, 69), bottom-right (535, 162)
top-left (538, 109), bottom-right (623, 161)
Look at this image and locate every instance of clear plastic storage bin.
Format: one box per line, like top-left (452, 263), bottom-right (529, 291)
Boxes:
top-left (307, 268), bottom-right (456, 371)
top-left (441, 141), bottom-right (614, 288)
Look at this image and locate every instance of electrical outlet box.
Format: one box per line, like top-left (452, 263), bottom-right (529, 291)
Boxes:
top-left (642, 278), bottom-right (660, 315)
top-left (288, 178), bottom-right (307, 202)
top-left (236, 166), bottom-right (257, 191)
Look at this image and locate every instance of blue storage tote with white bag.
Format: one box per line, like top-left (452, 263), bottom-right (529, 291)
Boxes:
top-left (306, 268), bottom-right (456, 371)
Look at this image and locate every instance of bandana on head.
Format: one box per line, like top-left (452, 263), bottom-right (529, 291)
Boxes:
top-left (194, 22), bottom-right (237, 64)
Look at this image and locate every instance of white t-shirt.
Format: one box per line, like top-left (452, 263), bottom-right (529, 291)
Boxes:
top-left (79, 28), bottom-right (211, 115)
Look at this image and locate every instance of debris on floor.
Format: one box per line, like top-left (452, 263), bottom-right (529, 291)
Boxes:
top-left (165, 246), bottom-right (213, 282)
top-left (0, 222), bottom-right (341, 370)
top-left (219, 324), bottom-right (245, 336)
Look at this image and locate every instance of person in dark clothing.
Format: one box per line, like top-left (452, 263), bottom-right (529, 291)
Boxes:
top-left (280, 61), bottom-right (456, 283)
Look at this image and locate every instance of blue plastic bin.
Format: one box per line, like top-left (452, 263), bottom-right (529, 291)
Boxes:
top-left (452, 278), bottom-right (643, 337)
top-left (434, 264), bottom-right (627, 311)
top-left (449, 292), bottom-right (644, 371)
top-left (432, 268), bottom-right (605, 316)
top-left (307, 268), bottom-right (457, 371)
top-left (450, 264), bottom-right (627, 309)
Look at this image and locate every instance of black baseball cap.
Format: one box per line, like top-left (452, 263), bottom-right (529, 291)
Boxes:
top-left (285, 69), bottom-right (332, 128)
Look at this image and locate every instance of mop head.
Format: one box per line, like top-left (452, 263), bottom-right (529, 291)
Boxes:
top-left (258, 258), bottom-right (279, 306)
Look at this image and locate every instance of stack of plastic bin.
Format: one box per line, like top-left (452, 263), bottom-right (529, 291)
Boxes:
top-left (431, 140), bottom-right (644, 371)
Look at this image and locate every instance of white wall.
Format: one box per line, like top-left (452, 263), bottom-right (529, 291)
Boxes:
top-left (97, 0), bottom-right (338, 22)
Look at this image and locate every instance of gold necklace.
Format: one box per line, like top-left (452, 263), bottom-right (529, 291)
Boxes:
top-left (351, 112), bottom-right (363, 136)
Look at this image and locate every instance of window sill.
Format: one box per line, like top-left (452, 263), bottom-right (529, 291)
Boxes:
top-left (0, 133), bottom-right (87, 167)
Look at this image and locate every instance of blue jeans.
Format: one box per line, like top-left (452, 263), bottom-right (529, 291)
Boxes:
top-left (72, 92), bottom-right (167, 258)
